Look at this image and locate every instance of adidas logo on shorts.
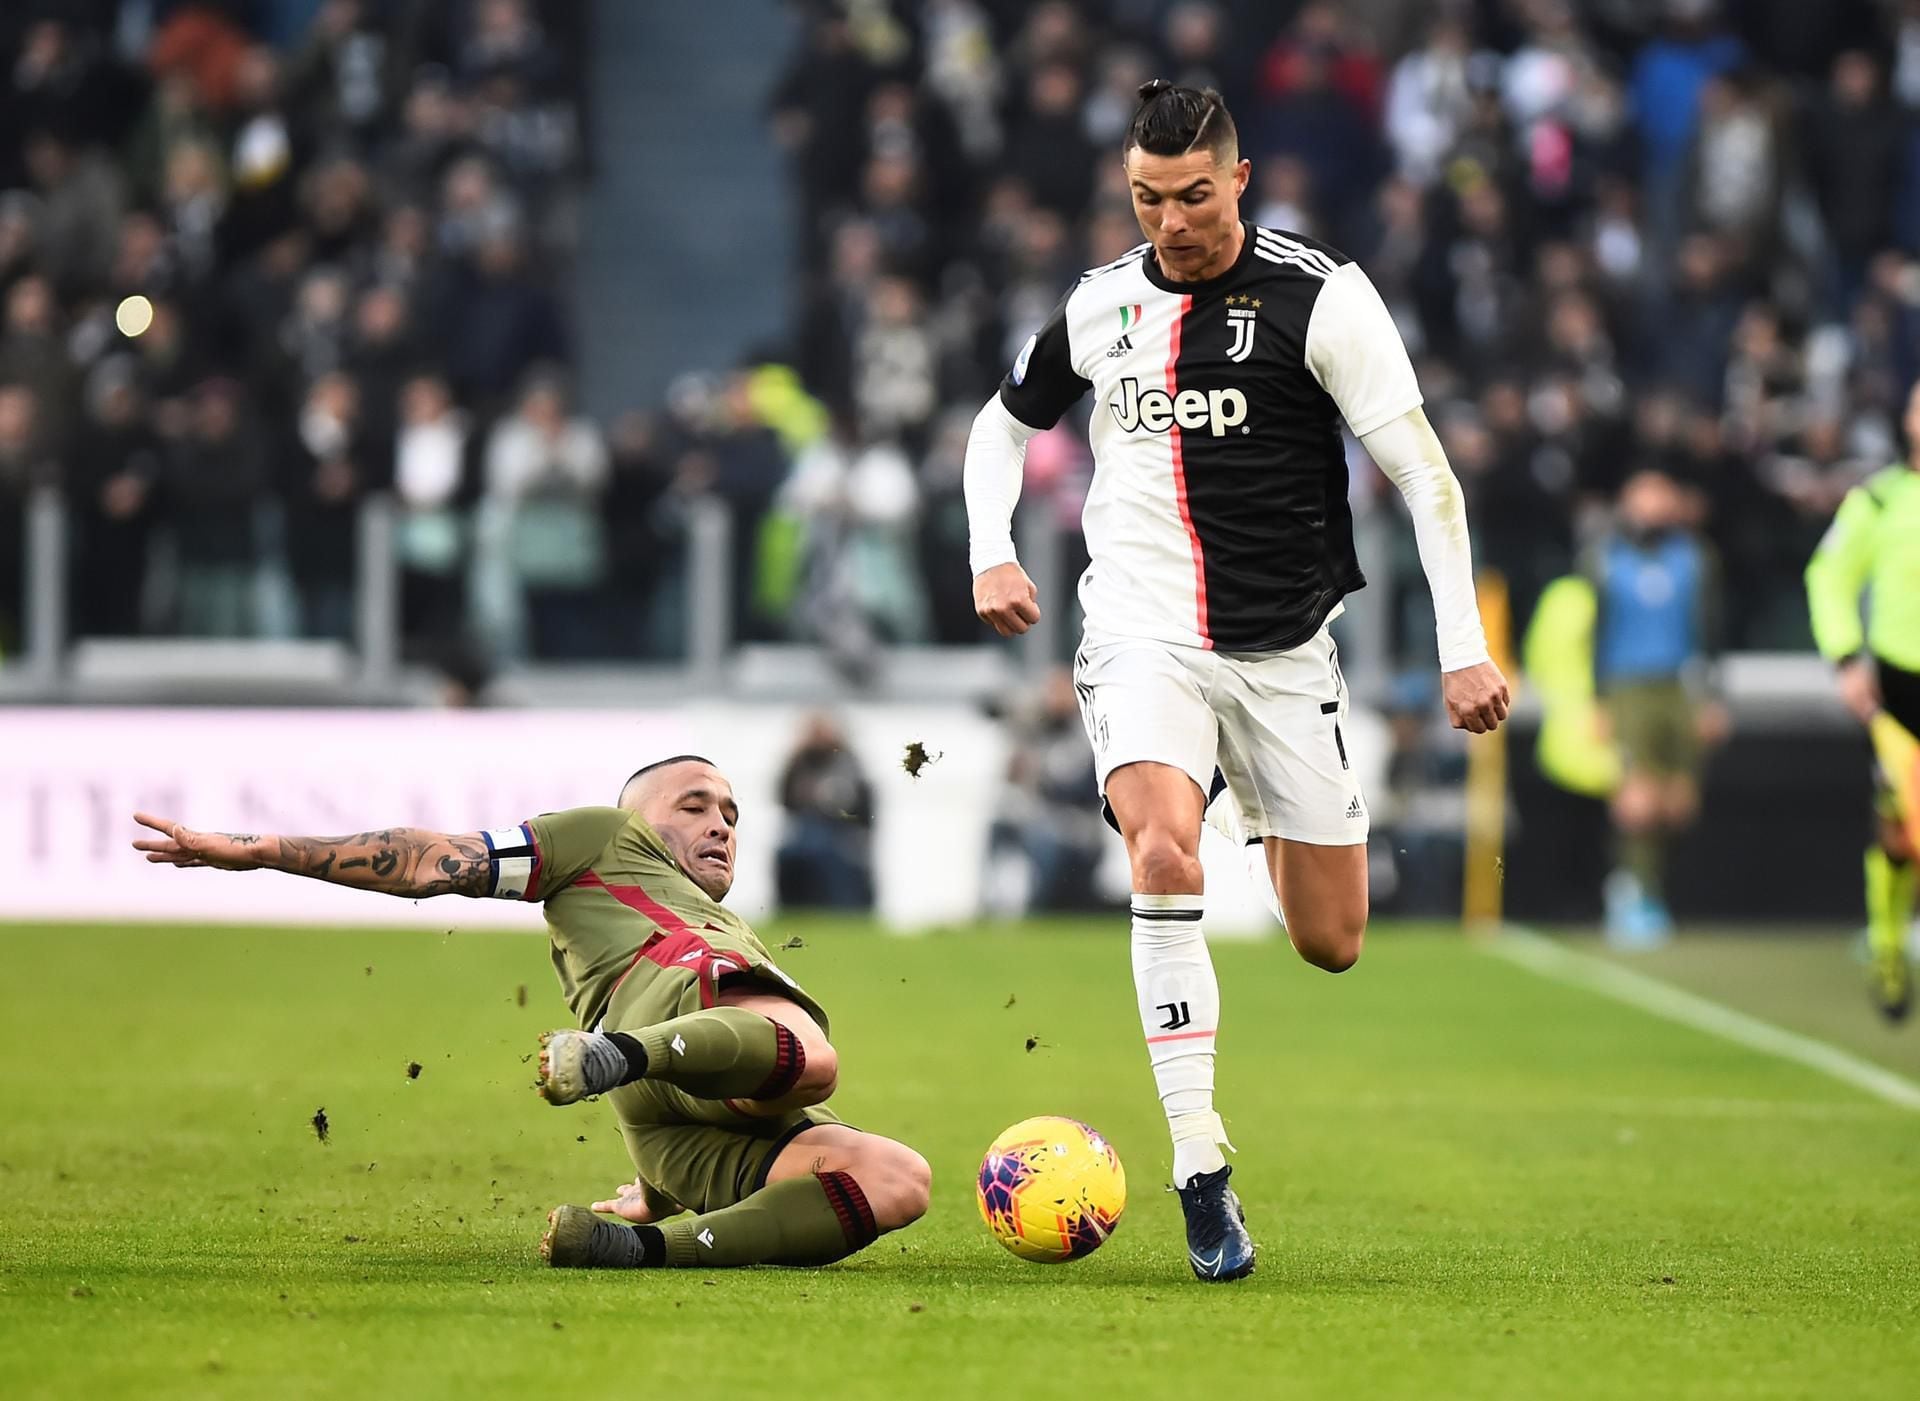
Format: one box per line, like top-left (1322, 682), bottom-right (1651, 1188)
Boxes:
top-left (1346, 796), bottom-right (1364, 819)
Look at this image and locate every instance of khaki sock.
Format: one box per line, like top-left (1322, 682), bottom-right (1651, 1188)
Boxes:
top-left (627, 1007), bottom-right (806, 1102)
top-left (654, 1172), bottom-right (878, 1267)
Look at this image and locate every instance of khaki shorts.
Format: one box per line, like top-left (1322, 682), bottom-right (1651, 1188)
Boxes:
top-left (1607, 680), bottom-right (1700, 779)
top-left (595, 929), bottom-right (840, 1213)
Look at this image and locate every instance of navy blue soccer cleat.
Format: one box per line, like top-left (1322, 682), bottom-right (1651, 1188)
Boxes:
top-left (1176, 1165), bottom-right (1256, 1282)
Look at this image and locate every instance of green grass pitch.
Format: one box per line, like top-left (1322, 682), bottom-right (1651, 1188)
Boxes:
top-left (2, 918), bottom-right (1917, 1400)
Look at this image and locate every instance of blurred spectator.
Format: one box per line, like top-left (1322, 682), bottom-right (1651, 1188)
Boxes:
top-left (1383, 16), bottom-right (1475, 188)
top-left (691, 371), bottom-right (791, 645)
top-left (783, 415), bottom-right (927, 669)
top-left (1628, 0), bottom-right (1746, 247)
top-left (768, 11), bottom-right (882, 266)
top-left (285, 0), bottom-right (392, 142)
top-left (1585, 470), bottom-right (1727, 944)
top-left (0, 382), bottom-right (55, 656)
top-left (0, 274), bottom-right (76, 454)
top-left (1005, 62), bottom-right (1094, 221)
top-left (917, 407), bottom-right (986, 644)
top-left (164, 378), bottom-right (268, 637)
top-left (775, 713), bottom-right (875, 910)
top-left (1254, 4), bottom-right (1386, 240)
top-left (220, 45), bottom-right (297, 265)
top-left (985, 668), bottom-right (1107, 914)
top-left (1661, 234), bottom-right (1744, 406)
top-left (68, 358), bottom-right (161, 638)
top-left (392, 370), bottom-right (469, 652)
top-left (159, 137), bottom-right (226, 284)
top-left (1807, 51), bottom-right (1902, 318)
top-left (853, 275), bottom-right (938, 449)
top-left (601, 409), bottom-right (698, 659)
top-left (346, 283), bottom-right (416, 446)
top-left (21, 127), bottom-right (123, 295)
top-left (438, 216), bottom-right (567, 406)
top-left (478, 367), bottom-right (607, 660)
top-left (1682, 73), bottom-right (1781, 271)
top-left (283, 369), bottom-right (373, 639)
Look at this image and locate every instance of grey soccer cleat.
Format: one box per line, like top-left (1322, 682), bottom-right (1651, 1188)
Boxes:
top-left (535, 1029), bottom-right (629, 1105)
top-left (540, 1205), bottom-right (645, 1268)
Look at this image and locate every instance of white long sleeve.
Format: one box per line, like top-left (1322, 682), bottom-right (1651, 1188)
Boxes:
top-left (963, 394), bottom-right (1039, 575)
top-left (1359, 407), bottom-right (1489, 672)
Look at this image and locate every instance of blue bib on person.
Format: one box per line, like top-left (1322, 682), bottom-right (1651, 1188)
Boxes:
top-left (1596, 534), bottom-right (1702, 683)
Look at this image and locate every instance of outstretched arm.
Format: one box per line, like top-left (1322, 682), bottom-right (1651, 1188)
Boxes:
top-left (132, 813), bottom-right (494, 898)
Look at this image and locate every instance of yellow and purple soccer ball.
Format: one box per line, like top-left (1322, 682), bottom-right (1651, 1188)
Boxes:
top-left (976, 1115), bottom-right (1126, 1263)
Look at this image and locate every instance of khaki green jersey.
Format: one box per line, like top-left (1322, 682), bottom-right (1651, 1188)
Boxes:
top-left (1806, 465), bottom-right (1920, 673)
top-left (480, 806), bottom-right (790, 1031)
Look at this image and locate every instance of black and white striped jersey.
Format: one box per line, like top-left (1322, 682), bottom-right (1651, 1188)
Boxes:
top-left (1000, 221), bottom-right (1421, 654)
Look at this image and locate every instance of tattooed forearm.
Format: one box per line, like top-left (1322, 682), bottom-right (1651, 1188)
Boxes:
top-left (273, 829), bottom-right (494, 899)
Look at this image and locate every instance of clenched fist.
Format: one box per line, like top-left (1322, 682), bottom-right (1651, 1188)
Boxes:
top-left (1442, 660), bottom-right (1511, 735)
top-left (974, 561), bottom-right (1042, 638)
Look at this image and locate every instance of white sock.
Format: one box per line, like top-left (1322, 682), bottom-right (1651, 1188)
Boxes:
top-left (1130, 892), bottom-right (1233, 1187)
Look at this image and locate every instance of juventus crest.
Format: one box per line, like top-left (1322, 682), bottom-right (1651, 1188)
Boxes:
top-left (1225, 293), bottom-right (1260, 362)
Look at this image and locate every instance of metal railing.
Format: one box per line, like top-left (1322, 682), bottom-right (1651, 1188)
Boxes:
top-left (2, 489), bottom-right (1035, 704)
top-left (1, 487), bottom-right (1844, 713)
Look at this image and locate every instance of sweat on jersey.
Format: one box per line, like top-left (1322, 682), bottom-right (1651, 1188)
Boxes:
top-left (993, 222), bottom-right (1421, 653)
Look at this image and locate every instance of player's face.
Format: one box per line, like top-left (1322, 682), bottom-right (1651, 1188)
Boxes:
top-left (1125, 147), bottom-right (1251, 282)
top-left (640, 763), bottom-right (739, 900)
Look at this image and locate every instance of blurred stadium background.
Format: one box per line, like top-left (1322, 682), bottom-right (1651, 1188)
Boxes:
top-left (7, 6), bottom-right (1920, 1397)
top-left (0, 0), bottom-right (1914, 936)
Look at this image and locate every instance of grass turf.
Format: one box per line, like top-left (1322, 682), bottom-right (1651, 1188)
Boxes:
top-left (1, 918), bottom-right (1917, 1400)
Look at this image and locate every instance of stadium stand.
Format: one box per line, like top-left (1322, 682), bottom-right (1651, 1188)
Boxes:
top-left (2, 0), bottom-right (1915, 705)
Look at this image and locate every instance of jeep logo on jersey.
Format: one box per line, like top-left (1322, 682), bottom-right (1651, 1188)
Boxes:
top-left (1109, 378), bottom-right (1249, 437)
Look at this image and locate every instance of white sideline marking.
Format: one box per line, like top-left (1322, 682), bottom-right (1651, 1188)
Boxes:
top-left (1487, 927), bottom-right (1920, 1113)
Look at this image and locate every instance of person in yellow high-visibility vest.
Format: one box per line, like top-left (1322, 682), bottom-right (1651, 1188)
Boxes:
top-left (1805, 381), bottom-right (1920, 1023)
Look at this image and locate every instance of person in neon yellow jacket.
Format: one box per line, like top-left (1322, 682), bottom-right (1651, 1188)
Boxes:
top-left (1805, 381), bottom-right (1920, 1022)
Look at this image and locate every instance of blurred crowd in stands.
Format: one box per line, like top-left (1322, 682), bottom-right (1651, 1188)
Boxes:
top-left (7, 0), bottom-right (1920, 680)
top-left (767, 0), bottom-right (1920, 667)
top-left (0, 0), bottom-right (589, 668)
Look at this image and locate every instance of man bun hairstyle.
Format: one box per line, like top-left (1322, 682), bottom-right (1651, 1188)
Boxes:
top-left (1125, 79), bottom-right (1238, 163)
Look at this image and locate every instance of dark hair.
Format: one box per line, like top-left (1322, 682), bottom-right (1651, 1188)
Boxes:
top-left (619, 754), bottom-right (716, 800)
top-left (1124, 79), bottom-right (1238, 162)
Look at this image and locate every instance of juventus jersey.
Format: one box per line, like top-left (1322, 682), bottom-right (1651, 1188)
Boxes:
top-left (1000, 222), bottom-right (1422, 653)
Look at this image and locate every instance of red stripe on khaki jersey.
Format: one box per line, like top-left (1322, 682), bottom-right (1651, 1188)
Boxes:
top-left (574, 870), bottom-right (696, 936)
top-left (1164, 293), bottom-right (1210, 645)
top-left (577, 870), bottom-right (693, 999)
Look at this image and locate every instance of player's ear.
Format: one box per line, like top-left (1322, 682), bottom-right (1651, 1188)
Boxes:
top-left (1231, 157), bottom-right (1251, 199)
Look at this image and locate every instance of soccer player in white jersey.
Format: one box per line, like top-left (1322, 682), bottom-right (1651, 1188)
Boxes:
top-left (964, 81), bottom-right (1510, 1282)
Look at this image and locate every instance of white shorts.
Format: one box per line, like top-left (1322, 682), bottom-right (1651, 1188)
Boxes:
top-left (1072, 623), bottom-right (1369, 846)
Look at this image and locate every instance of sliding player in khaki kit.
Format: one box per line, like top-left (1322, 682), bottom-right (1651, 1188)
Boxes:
top-left (133, 754), bottom-right (930, 1267)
